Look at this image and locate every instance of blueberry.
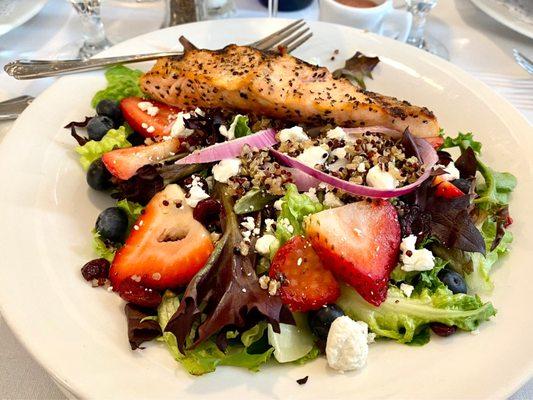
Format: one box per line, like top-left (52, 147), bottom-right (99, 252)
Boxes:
top-left (438, 269), bottom-right (467, 294)
top-left (451, 178), bottom-right (470, 194)
top-left (87, 158), bottom-right (112, 191)
top-left (95, 99), bottom-right (123, 128)
top-left (95, 207), bottom-right (129, 243)
top-left (308, 304), bottom-right (345, 340)
top-left (87, 115), bottom-right (114, 141)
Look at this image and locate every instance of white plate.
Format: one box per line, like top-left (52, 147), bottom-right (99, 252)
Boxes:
top-left (0, 19), bottom-right (532, 400)
top-left (0, 0), bottom-right (49, 37)
top-left (471, 0), bottom-right (533, 39)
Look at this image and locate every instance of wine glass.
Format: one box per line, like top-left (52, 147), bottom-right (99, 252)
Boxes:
top-left (67, 0), bottom-right (111, 60)
top-left (405, 0), bottom-right (448, 60)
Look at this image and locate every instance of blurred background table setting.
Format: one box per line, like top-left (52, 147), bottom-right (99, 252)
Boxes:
top-left (0, 0), bottom-right (532, 398)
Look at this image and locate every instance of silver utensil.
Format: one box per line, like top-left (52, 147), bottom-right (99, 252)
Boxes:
top-left (0, 96), bottom-right (34, 121)
top-left (473, 71), bottom-right (533, 111)
top-left (513, 49), bottom-right (533, 75)
top-left (4, 19), bottom-right (312, 80)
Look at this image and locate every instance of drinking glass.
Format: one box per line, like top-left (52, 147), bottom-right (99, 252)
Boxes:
top-left (268, 0), bottom-right (279, 18)
top-left (405, 0), bottom-right (448, 59)
top-left (67, 0), bottom-right (111, 59)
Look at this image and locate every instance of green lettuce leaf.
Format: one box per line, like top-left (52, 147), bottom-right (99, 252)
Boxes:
top-left (232, 115), bottom-right (252, 138)
top-left (91, 230), bottom-right (117, 262)
top-left (75, 125), bottom-right (132, 170)
top-left (116, 199), bottom-right (144, 229)
top-left (475, 159), bottom-right (517, 213)
top-left (157, 291), bottom-right (273, 375)
top-left (234, 189), bottom-right (277, 214)
top-left (267, 313), bottom-right (315, 363)
top-left (466, 218), bottom-right (513, 294)
top-left (337, 284), bottom-right (496, 344)
top-left (91, 65), bottom-right (144, 108)
top-left (293, 345), bottom-right (320, 365)
top-left (274, 183), bottom-right (324, 247)
top-left (441, 132), bottom-right (482, 154)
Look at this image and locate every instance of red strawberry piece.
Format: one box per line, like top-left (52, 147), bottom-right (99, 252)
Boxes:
top-left (120, 97), bottom-right (181, 139)
top-left (102, 137), bottom-right (180, 180)
top-left (269, 236), bottom-right (340, 312)
top-left (109, 184), bottom-right (214, 291)
top-left (305, 200), bottom-right (401, 306)
top-left (424, 136), bottom-right (444, 149)
top-left (434, 181), bottom-right (464, 199)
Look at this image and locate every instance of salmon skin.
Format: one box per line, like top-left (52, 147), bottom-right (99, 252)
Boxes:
top-left (140, 45), bottom-right (439, 138)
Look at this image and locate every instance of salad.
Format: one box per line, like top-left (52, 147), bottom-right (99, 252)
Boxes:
top-left (70, 46), bottom-right (516, 377)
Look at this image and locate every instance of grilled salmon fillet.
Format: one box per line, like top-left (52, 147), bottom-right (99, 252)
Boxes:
top-left (140, 45), bottom-right (439, 138)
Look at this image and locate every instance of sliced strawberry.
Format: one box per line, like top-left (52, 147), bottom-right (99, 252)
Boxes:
top-left (425, 136), bottom-right (444, 149)
top-left (110, 184), bottom-right (214, 291)
top-left (120, 97), bottom-right (181, 138)
top-left (305, 200), bottom-right (401, 306)
top-left (269, 236), bottom-right (340, 312)
top-left (102, 137), bottom-right (180, 180)
top-left (435, 181), bottom-right (464, 199)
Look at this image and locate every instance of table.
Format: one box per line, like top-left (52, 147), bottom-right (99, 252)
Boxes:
top-left (0, 0), bottom-right (531, 398)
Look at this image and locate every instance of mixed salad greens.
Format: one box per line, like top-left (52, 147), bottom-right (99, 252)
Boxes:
top-left (72, 64), bottom-right (516, 376)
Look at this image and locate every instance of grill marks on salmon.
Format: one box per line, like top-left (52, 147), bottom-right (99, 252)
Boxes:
top-left (140, 45), bottom-right (439, 138)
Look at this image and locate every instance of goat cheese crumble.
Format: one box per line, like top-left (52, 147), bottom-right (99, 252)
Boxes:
top-left (436, 161), bottom-right (461, 182)
top-left (296, 145), bottom-right (329, 167)
top-left (219, 114), bottom-right (246, 140)
top-left (170, 111), bottom-right (194, 138)
top-left (278, 126), bottom-right (309, 142)
top-left (326, 126), bottom-right (347, 140)
top-left (400, 234), bottom-right (435, 272)
top-left (255, 234), bottom-right (279, 255)
top-left (366, 165), bottom-right (399, 189)
top-left (212, 158), bottom-right (241, 183)
top-left (326, 316), bottom-right (369, 372)
top-left (400, 283), bottom-right (415, 297)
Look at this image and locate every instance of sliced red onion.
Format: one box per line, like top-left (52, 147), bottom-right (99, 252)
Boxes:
top-left (288, 168), bottom-right (321, 191)
top-left (271, 137), bottom-right (438, 198)
top-left (176, 129), bottom-right (277, 164)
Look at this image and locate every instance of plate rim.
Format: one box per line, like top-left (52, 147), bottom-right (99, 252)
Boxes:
top-left (1, 17), bottom-right (532, 399)
top-left (470, 0), bottom-right (533, 40)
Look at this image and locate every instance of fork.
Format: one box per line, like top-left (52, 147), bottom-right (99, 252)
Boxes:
top-left (4, 20), bottom-right (312, 80)
top-left (513, 49), bottom-right (533, 75)
top-left (472, 71), bottom-right (533, 110)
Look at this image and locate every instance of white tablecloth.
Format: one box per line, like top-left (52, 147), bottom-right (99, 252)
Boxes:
top-left (0, 0), bottom-right (531, 398)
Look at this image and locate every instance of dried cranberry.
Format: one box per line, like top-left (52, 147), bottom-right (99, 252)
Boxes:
top-left (115, 279), bottom-right (162, 308)
top-left (430, 322), bottom-right (457, 337)
top-left (81, 258), bottom-right (110, 281)
top-left (193, 198), bottom-right (222, 228)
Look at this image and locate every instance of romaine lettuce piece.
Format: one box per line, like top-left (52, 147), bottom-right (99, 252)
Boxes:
top-left (157, 291), bottom-right (274, 375)
top-left (337, 284), bottom-right (495, 344)
top-left (267, 313), bottom-right (314, 363)
top-left (274, 183), bottom-right (323, 246)
top-left (91, 231), bottom-right (116, 262)
top-left (91, 65), bottom-right (144, 108)
top-left (75, 125), bottom-right (132, 170)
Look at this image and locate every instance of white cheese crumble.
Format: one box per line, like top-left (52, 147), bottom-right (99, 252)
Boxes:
top-left (218, 114), bottom-right (246, 140)
top-left (274, 199), bottom-right (284, 211)
top-left (212, 158), bottom-right (241, 183)
top-left (296, 145), bottom-right (329, 167)
top-left (241, 216), bottom-right (256, 232)
top-left (184, 176), bottom-right (209, 208)
top-left (170, 111), bottom-right (193, 138)
top-left (279, 218), bottom-right (294, 234)
top-left (137, 101), bottom-right (159, 117)
top-left (366, 165), bottom-right (399, 189)
top-left (264, 218), bottom-right (276, 233)
top-left (400, 234), bottom-right (435, 272)
top-left (328, 147), bottom-right (348, 172)
top-left (400, 283), bottom-right (415, 297)
top-left (326, 316), bottom-right (369, 372)
top-left (255, 234), bottom-right (279, 255)
top-left (278, 126), bottom-right (309, 142)
top-left (326, 126), bottom-right (347, 140)
top-left (268, 279), bottom-right (280, 296)
top-left (324, 191), bottom-right (344, 208)
top-left (304, 187), bottom-right (320, 202)
top-left (435, 161), bottom-right (461, 182)
top-left (258, 275), bottom-right (270, 290)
